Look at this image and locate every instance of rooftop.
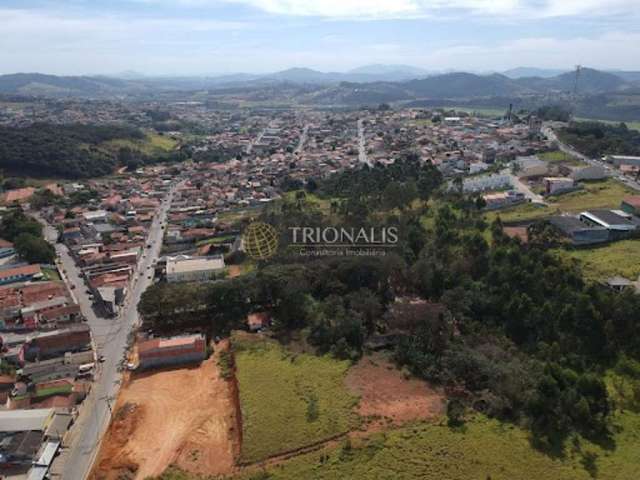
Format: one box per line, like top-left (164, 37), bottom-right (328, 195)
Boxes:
top-left (0, 408), bottom-right (55, 433)
top-left (166, 255), bottom-right (225, 275)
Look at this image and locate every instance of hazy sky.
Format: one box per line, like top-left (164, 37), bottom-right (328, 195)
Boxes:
top-left (1, 0), bottom-right (639, 75)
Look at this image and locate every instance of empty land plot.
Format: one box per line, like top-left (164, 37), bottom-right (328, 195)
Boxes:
top-left (486, 179), bottom-right (634, 224)
top-left (101, 132), bottom-right (177, 156)
top-left (539, 150), bottom-right (584, 166)
top-left (553, 179), bottom-right (635, 212)
top-left (554, 239), bottom-right (640, 281)
top-left (227, 412), bottom-right (640, 480)
top-left (485, 202), bottom-right (552, 223)
top-left (234, 335), bottom-right (359, 463)
top-left (345, 354), bottom-right (445, 430)
top-left (90, 344), bottom-right (240, 480)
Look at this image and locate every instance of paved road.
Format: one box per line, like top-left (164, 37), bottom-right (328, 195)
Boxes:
top-left (543, 124), bottom-right (640, 192)
top-left (357, 118), bottom-right (372, 167)
top-left (295, 124), bottom-right (310, 154)
top-left (247, 127), bottom-right (266, 154)
top-left (46, 184), bottom-right (178, 480)
top-left (501, 168), bottom-right (546, 204)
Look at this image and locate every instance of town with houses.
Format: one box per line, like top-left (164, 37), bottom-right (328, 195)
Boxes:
top-left (1, 102), bottom-right (640, 480)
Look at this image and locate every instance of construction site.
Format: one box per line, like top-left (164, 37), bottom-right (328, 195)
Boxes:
top-left (89, 340), bottom-right (241, 480)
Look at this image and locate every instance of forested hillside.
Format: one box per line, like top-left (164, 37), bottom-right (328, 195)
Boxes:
top-left (558, 121), bottom-right (640, 157)
top-left (0, 123), bottom-right (183, 178)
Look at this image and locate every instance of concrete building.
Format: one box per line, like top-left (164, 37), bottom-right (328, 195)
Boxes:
top-left (0, 265), bottom-right (42, 286)
top-left (21, 324), bottom-right (92, 362)
top-left (482, 190), bottom-right (525, 209)
top-left (549, 216), bottom-right (609, 246)
top-left (580, 210), bottom-right (638, 233)
top-left (166, 255), bottom-right (225, 283)
top-left (567, 165), bottom-right (607, 181)
top-left (137, 334), bottom-right (206, 370)
top-left (606, 155), bottom-right (640, 168)
top-left (544, 177), bottom-right (575, 195)
top-left (621, 196), bottom-right (640, 216)
top-left (0, 408), bottom-right (71, 479)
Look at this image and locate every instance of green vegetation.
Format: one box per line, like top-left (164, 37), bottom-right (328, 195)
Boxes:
top-left (575, 118), bottom-right (640, 132)
top-left (217, 349), bottom-right (234, 380)
top-left (153, 412), bottom-right (640, 480)
top-left (554, 239), bottom-right (640, 280)
top-left (486, 179), bottom-right (633, 223)
top-left (535, 105), bottom-right (572, 122)
top-left (441, 106), bottom-right (506, 117)
top-left (234, 336), bottom-right (358, 463)
top-left (558, 121), bottom-right (640, 158)
top-left (552, 179), bottom-right (634, 212)
top-left (606, 356), bottom-right (640, 413)
top-left (539, 150), bottom-right (584, 166)
top-left (0, 123), bottom-right (186, 178)
top-left (100, 131), bottom-right (177, 156)
top-left (41, 266), bottom-right (61, 282)
top-left (140, 159), bottom-right (640, 467)
top-left (485, 202), bottom-right (551, 223)
top-left (0, 210), bottom-right (54, 264)
top-left (195, 235), bottom-right (235, 247)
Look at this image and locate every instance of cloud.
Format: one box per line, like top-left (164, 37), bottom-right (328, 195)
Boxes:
top-left (144, 0), bottom-right (639, 20)
top-left (0, 8), bottom-right (253, 75)
top-left (421, 32), bottom-right (640, 70)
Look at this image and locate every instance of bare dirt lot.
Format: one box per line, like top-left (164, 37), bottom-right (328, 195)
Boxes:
top-left (90, 340), bottom-right (240, 480)
top-left (345, 353), bottom-right (445, 431)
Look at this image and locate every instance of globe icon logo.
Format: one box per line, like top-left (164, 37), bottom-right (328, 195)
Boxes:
top-left (243, 222), bottom-right (279, 260)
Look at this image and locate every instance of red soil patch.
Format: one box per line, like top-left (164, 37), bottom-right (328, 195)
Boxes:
top-left (346, 354), bottom-right (445, 431)
top-left (227, 265), bottom-right (242, 278)
top-left (90, 340), bottom-right (241, 480)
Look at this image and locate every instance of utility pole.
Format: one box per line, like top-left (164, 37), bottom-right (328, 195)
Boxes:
top-left (570, 64), bottom-right (582, 121)
top-left (573, 64), bottom-right (582, 96)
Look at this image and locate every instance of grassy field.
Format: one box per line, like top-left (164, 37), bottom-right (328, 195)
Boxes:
top-left (283, 191), bottom-right (336, 216)
top-left (442, 106), bottom-right (506, 117)
top-left (486, 179), bottom-right (634, 224)
top-left (539, 150), bottom-right (584, 166)
top-left (41, 266), bottom-right (61, 282)
top-left (154, 412), bottom-right (640, 480)
top-left (234, 336), bottom-right (359, 463)
top-left (217, 205), bottom-right (265, 225)
top-left (485, 203), bottom-right (552, 223)
top-left (243, 414), bottom-right (640, 480)
top-left (553, 179), bottom-right (635, 212)
top-left (554, 239), bottom-right (640, 281)
top-left (101, 132), bottom-right (177, 156)
top-left (195, 235), bottom-right (235, 247)
top-left (574, 117), bottom-right (640, 132)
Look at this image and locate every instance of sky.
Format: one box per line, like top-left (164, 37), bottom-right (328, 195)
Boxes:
top-left (1, 0), bottom-right (639, 76)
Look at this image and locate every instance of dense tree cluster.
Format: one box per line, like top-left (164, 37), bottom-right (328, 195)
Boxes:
top-left (0, 210), bottom-right (54, 263)
top-left (139, 160), bottom-right (640, 448)
top-left (321, 154), bottom-right (443, 212)
top-left (534, 105), bottom-right (572, 122)
top-left (558, 121), bottom-right (640, 157)
top-left (0, 123), bottom-right (185, 178)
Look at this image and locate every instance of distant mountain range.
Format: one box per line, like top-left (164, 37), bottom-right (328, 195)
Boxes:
top-left (0, 66), bottom-right (638, 103)
top-left (502, 67), bottom-right (567, 79)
